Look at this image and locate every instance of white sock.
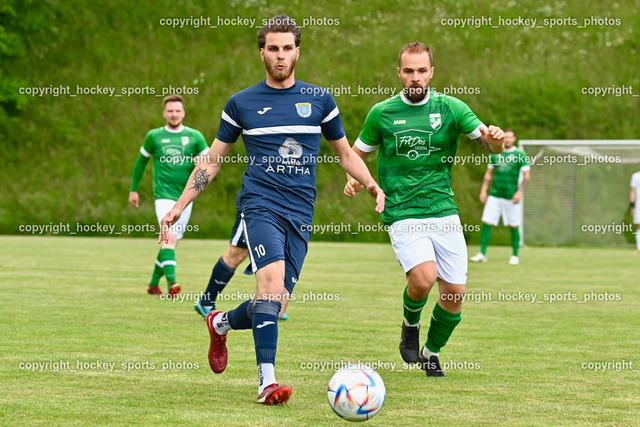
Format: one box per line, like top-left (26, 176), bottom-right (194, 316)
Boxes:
top-left (258, 363), bottom-right (276, 394)
top-left (421, 346), bottom-right (439, 360)
top-left (213, 312), bottom-right (231, 335)
top-left (403, 318), bottom-right (420, 328)
top-left (636, 231), bottom-right (640, 250)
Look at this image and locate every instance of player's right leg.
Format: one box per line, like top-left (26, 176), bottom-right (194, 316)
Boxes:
top-left (634, 221), bottom-right (640, 253)
top-left (388, 219), bottom-right (438, 364)
top-left (471, 197), bottom-right (500, 262)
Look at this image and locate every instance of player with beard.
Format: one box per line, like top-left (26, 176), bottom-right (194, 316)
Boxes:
top-left (129, 94), bottom-right (208, 296)
top-left (345, 42), bottom-right (504, 377)
top-left (160, 14), bottom-right (384, 404)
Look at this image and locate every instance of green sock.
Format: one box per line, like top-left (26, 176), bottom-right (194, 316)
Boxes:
top-left (425, 303), bottom-right (462, 353)
top-left (403, 286), bottom-right (428, 326)
top-left (150, 249), bottom-right (164, 286)
top-left (511, 227), bottom-right (520, 256)
top-left (480, 223), bottom-right (492, 255)
top-left (159, 248), bottom-right (177, 285)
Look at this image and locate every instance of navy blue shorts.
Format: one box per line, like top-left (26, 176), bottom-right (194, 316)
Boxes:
top-left (240, 206), bottom-right (310, 294)
top-left (229, 201), bottom-right (248, 249)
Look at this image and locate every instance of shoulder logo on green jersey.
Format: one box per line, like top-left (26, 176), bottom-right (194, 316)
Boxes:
top-left (394, 129), bottom-right (440, 160)
top-left (429, 113), bottom-right (441, 130)
top-left (181, 136), bottom-right (189, 145)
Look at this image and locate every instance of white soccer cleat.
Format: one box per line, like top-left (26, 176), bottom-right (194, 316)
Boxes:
top-left (509, 256), bottom-right (519, 265)
top-left (470, 252), bottom-right (487, 263)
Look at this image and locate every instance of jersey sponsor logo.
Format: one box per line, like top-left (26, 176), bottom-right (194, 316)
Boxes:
top-left (181, 136), bottom-right (189, 145)
top-left (393, 119), bottom-right (406, 125)
top-left (257, 107), bottom-right (272, 115)
top-left (163, 146), bottom-right (184, 157)
top-left (161, 139), bottom-right (170, 143)
top-left (278, 138), bottom-right (304, 160)
top-left (394, 129), bottom-right (440, 160)
top-left (295, 102), bottom-right (312, 118)
top-left (429, 113), bottom-right (442, 130)
top-left (291, 277), bottom-right (297, 283)
top-left (265, 138), bottom-right (310, 175)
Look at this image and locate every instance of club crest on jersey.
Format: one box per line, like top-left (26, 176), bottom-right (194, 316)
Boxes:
top-left (394, 129), bottom-right (439, 160)
top-left (295, 103), bottom-right (312, 118)
top-left (429, 113), bottom-right (442, 130)
top-left (181, 136), bottom-right (189, 145)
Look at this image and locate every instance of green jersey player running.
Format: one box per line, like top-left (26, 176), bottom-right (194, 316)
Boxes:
top-left (129, 94), bottom-right (209, 296)
top-left (345, 42), bottom-right (504, 377)
top-left (470, 129), bottom-right (530, 265)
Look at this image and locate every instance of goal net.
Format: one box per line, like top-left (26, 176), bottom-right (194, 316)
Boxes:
top-left (519, 140), bottom-right (640, 246)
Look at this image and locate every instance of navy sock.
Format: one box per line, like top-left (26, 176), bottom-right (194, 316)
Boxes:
top-left (252, 299), bottom-right (281, 365)
top-left (200, 257), bottom-right (235, 308)
top-left (227, 299), bottom-right (254, 330)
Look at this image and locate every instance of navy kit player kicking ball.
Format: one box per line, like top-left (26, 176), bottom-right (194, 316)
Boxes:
top-left (160, 15), bottom-right (384, 405)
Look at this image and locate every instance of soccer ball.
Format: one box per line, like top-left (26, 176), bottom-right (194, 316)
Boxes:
top-left (327, 364), bottom-right (386, 422)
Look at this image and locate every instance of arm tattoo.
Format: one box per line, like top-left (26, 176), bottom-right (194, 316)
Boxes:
top-left (483, 179), bottom-right (491, 185)
top-left (518, 177), bottom-right (529, 192)
top-left (189, 168), bottom-right (210, 194)
top-left (473, 137), bottom-right (491, 151)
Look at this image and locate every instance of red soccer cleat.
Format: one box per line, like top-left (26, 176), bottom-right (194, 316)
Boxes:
top-left (147, 285), bottom-right (162, 295)
top-left (168, 282), bottom-right (181, 298)
top-left (206, 310), bottom-right (228, 373)
top-left (257, 383), bottom-right (292, 405)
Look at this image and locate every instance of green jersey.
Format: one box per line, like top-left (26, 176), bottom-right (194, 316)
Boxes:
top-left (488, 147), bottom-right (530, 199)
top-left (137, 126), bottom-right (208, 200)
top-left (356, 90), bottom-right (483, 225)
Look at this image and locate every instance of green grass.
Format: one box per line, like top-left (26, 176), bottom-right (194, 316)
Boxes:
top-left (1, 236), bottom-right (639, 425)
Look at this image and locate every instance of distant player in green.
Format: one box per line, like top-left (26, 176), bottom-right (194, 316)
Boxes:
top-left (470, 129), bottom-right (530, 265)
top-left (345, 42), bottom-right (504, 377)
top-left (129, 94), bottom-right (209, 296)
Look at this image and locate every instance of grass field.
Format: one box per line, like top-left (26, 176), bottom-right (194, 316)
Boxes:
top-left (1, 236), bottom-right (639, 425)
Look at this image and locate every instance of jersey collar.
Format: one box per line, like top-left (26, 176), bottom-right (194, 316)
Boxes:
top-left (164, 125), bottom-right (184, 133)
top-left (503, 146), bottom-right (517, 153)
top-left (400, 87), bottom-right (430, 106)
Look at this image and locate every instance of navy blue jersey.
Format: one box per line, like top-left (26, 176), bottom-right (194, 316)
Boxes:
top-left (216, 80), bottom-right (345, 222)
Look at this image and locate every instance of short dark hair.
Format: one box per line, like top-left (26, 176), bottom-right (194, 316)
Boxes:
top-left (257, 14), bottom-right (301, 50)
top-left (398, 42), bottom-right (433, 67)
top-left (163, 94), bottom-right (184, 108)
top-left (503, 128), bottom-right (515, 135)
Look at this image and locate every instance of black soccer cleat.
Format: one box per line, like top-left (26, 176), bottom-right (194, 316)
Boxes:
top-left (399, 323), bottom-right (420, 363)
top-left (418, 354), bottom-right (446, 378)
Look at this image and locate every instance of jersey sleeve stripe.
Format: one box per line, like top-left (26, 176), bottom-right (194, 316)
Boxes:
top-left (140, 146), bottom-right (151, 158)
top-left (520, 165), bottom-right (531, 172)
top-left (199, 147), bottom-right (210, 156)
top-left (221, 111), bottom-right (241, 128)
top-left (487, 164), bottom-right (494, 169)
top-left (465, 124), bottom-right (485, 140)
top-left (354, 137), bottom-right (378, 153)
top-left (321, 106), bottom-right (340, 124)
top-left (242, 125), bottom-right (321, 136)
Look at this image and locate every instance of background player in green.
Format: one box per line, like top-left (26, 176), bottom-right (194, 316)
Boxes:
top-left (470, 129), bottom-right (530, 265)
top-left (129, 94), bottom-right (209, 296)
top-left (345, 42), bottom-right (504, 377)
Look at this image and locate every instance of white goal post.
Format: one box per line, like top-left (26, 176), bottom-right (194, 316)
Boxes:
top-left (518, 140), bottom-right (640, 246)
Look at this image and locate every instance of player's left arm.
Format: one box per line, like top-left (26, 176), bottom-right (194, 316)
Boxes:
top-left (512, 170), bottom-right (530, 204)
top-left (328, 136), bottom-right (385, 213)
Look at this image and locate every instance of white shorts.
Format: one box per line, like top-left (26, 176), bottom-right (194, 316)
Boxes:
top-left (634, 209), bottom-right (640, 225)
top-left (481, 195), bottom-right (521, 227)
top-left (155, 199), bottom-right (193, 240)
top-left (388, 215), bottom-right (468, 285)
